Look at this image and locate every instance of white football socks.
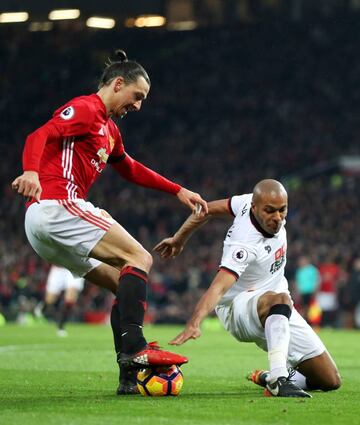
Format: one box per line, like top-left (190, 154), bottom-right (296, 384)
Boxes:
top-left (264, 313), bottom-right (290, 383)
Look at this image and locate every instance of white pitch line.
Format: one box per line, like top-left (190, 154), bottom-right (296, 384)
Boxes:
top-left (0, 345), bottom-right (18, 353)
top-left (0, 343), bottom-right (56, 353)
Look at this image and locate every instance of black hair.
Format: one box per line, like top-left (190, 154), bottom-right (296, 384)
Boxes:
top-left (98, 49), bottom-right (150, 89)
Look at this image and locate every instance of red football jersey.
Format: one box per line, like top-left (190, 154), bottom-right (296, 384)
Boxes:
top-left (23, 94), bottom-right (125, 200)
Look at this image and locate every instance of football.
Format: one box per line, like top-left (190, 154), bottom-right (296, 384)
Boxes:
top-left (137, 365), bottom-right (184, 396)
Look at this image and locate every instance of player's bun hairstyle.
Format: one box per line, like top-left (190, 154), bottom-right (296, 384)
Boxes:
top-left (114, 49), bottom-right (128, 62)
top-left (98, 49), bottom-right (150, 89)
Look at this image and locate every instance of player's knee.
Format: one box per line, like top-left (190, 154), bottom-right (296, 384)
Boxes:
top-left (142, 250), bottom-right (153, 271)
top-left (266, 292), bottom-right (292, 309)
top-left (132, 248), bottom-right (153, 273)
top-left (258, 292), bottom-right (292, 325)
top-left (322, 373), bottom-right (342, 391)
top-left (275, 292), bottom-right (292, 306)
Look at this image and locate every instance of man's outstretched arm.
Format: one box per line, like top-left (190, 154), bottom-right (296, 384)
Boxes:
top-left (169, 269), bottom-right (237, 345)
top-left (154, 199), bottom-right (232, 258)
top-left (111, 153), bottom-right (208, 215)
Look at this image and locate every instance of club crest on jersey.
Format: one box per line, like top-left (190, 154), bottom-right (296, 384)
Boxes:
top-left (270, 245), bottom-right (286, 274)
top-left (232, 248), bottom-right (248, 263)
top-left (60, 106), bottom-right (74, 120)
top-left (97, 148), bottom-right (109, 164)
top-left (91, 148), bottom-right (109, 173)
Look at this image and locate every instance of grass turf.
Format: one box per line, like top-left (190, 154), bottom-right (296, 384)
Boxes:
top-left (0, 322), bottom-right (359, 425)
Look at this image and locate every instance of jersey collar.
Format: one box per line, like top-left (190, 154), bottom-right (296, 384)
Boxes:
top-left (93, 94), bottom-right (107, 118)
top-left (250, 209), bottom-right (275, 238)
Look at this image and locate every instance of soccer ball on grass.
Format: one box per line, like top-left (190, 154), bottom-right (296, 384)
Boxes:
top-left (137, 365), bottom-right (184, 396)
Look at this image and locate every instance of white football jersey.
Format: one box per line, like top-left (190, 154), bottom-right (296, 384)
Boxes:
top-left (218, 194), bottom-right (289, 306)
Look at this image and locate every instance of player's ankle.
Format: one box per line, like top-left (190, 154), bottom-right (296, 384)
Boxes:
top-left (121, 324), bottom-right (146, 354)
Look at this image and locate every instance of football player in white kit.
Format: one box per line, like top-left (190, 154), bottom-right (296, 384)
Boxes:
top-left (155, 179), bottom-right (341, 398)
top-left (43, 265), bottom-right (85, 336)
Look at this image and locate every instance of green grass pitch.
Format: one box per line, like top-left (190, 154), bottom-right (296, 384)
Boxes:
top-left (1, 322), bottom-right (359, 425)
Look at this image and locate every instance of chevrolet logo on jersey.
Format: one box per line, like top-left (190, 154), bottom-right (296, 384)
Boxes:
top-left (97, 148), bottom-right (109, 164)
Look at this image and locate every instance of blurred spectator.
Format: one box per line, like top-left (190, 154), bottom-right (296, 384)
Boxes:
top-left (317, 256), bottom-right (341, 327)
top-left (294, 256), bottom-right (320, 323)
top-left (345, 258), bottom-right (360, 328)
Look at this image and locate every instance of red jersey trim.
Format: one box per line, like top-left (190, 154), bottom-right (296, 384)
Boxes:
top-left (218, 266), bottom-right (239, 280)
top-left (120, 265), bottom-right (148, 283)
top-left (59, 200), bottom-right (112, 232)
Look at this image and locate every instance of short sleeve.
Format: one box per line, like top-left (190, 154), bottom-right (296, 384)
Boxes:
top-left (229, 194), bottom-right (251, 217)
top-left (220, 243), bottom-right (257, 278)
top-left (50, 99), bottom-right (95, 137)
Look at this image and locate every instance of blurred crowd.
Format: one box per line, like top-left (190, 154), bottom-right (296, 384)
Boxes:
top-left (1, 17), bottom-right (360, 327)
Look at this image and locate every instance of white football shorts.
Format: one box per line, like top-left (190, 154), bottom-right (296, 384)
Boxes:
top-left (46, 265), bottom-right (85, 294)
top-left (25, 199), bottom-right (116, 277)
top-left (215, 289), bottom-right (325, 367)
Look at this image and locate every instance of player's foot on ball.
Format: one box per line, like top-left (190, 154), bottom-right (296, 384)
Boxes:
top-left (264, 376), bottom-right (312, 398)
top-left (116, 365), bottom-right (139, 395)
top-left (119, 341), bottom-right (188, 368)
top-left (57, 329), bottom-right (68, 337)
top-left (116, 381), bottom-right (140, 395)
top-left (247, 369), bottom-right (269, 388)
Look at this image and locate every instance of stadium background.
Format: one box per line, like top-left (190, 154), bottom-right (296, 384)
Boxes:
top-left (1, 0), bottom-right (360, 328)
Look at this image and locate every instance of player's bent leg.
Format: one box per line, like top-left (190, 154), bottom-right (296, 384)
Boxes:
top-left (89, 222), bottom-right (153, 272)
top-left (90, 223), bottom-right (183, 360)
top-left (57, 287), bottom-right (81, 336)
top-left (296, 351), bottom-right (341, 391)
top-left (88, 237), bottom-right (188, 390)
top-left (85, 262), bottom-right (119, 294)
top-left (45, 292), bottom-right (58, 305)
top-left (90, 229), bottom-right (153, 356)
top-left (86, 263), bottom-right (139, 395)
top-left (42, 292), bottom-right (58, 321)
top-left (86, 263), bottom-right (138, 394)
top-left (257, 291), bottom-right (293, 382)
top-left (64, 287), bottom-right (79, 304)
top-left (256, 291), bottom-right (310, 397)
top-left (257, 291), bottom-right (292, 326)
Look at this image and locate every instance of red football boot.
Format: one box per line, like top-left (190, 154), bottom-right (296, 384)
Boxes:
top-left (119, 341), bottom-right (188, 368)
top-left (247, 370), bottom-right (269, 388)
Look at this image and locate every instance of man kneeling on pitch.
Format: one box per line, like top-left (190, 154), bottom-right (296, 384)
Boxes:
top-left (154, 179), bottom-right (341, 398)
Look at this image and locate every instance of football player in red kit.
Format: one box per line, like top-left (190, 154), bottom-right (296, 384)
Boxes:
top-left (12, 50), bottom-right (208, 395)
